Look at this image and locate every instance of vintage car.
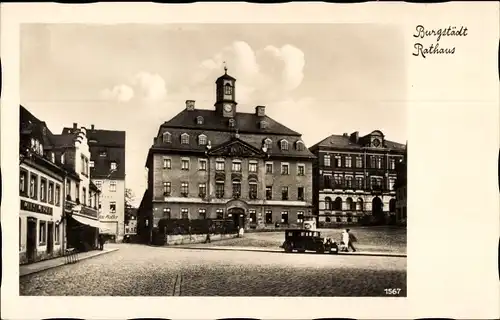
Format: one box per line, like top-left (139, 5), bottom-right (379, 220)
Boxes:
top-left (280, 229), bottom-right (339, 254)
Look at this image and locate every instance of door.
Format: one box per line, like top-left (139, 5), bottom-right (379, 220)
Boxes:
top-left (26, 219), bottom-right (37, 263)
top-left (47, 222), bottom-right (54, 255)
top-left (230, 208), bottom-right (245, 231)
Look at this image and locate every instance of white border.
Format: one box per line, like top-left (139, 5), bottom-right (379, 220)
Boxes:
top-left (2, 2), bottom-right (500, 320)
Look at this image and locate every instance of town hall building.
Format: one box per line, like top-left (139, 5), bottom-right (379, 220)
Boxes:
top-left (137, 68), bottom-right (315, 240)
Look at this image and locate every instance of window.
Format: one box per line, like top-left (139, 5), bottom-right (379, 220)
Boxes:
top-left (82, 187), bottom-right (87, 206)
top-left (389, 178), bottom-right (396, 191)
top-left (199, 159), bottom-right (207, 171)
top-left (48, 182), bottom-right (54, 204)
top-left (356, 198), bottom-right (364, 211)
top-left (249, 210), bottom-right (257, 222)
top-left (109, 181), bottom-right (117, 192)
top-left (389, 158), bottom-right (396, 170)
top-left (95, 180), bottom-right (102, 190)
top-left (297, 211), bottom-right (304, 223)
top-left (232, 181), bottom-right (241, 198)
top-left (248, 161), bottom-right (258, 173)
top-left (297, 164), bottom-right (305, 176)
top-left (264, 138), bottom-right (272, 150)
top-left (196, 116), bottom-right (204, 125)
top-left (216, 209), bottom-right (224, 219)
top-left (216, 182), bottom-right (224, 198)
top-left (280, 140), bottom-right (289, 151)
top-left (345, 176), bottom-right (353, 188)
top-left (109, 202), bottom-right (116, 213)
top-left (346, 197), bottom-right (355, 211)
top-left (163, 182), bottom-right (171, 196)
top-left (90, 160), bottom-right (94, 168)
top-left (281, 211), bottom-right (289, 224)
top-left (40, 179), bottom-right (47, 202)
top-left (281, 163), bottom-right (289, 175)
top-left (370, 156), bottom-right (376, 168)
top-left (181, 133), bottom-right (190, 144)
top-left (50, 152), bottom-right (55, 163)
top-left (334, 155), bottom-right (341, 167)
top-left (66, 179), bottom-right (71, 197)
top-left (324, 197), bottom-right (332, 210)
top-left (371, 177), bottom-right (383, 188)
top-left (224, 83), bottom-right (233, 95)
top-left (297, 187), bottom-right (304, 201)
top-left (55, 185), bottom-right (61, 206)
top-left (232, 160), bottom-right (241, 172)
top-left (163, 132), bottom-right (172, 143)
top-left (81, 155), bottom-right (86, 174)
top-left (334, 174), bottom-right (343, 187)
top-left (265, 162), bottom-right (273, 174)
top-left (281, 187), bottom-right (289, 200)
top-left (181, 182), bottom-right (189, 197)
top-left (356, 156), bottom-right (363, 168)
top-left (163, 158), bottom-right (171, 169)
top-left (333, 197), bottom-right (342, 210)
top-left (199, 209), bottom-right (207, 219)
top-left (249, 182), bottom-right (258, 199)
top-left (376, 157), bottom-right (382, 169)
top-left (260, 120), bottom-right (267, 129)
top-left (266, 186), bottom-right (272, 200)
top-left (20, 170), bottom-right (28, 195)
top-left (55, 223), bottom-right (60, 244)
top-left (198, 134), bottom-right (207, 145)
top-left (296, 141), bottom-right (305, 151)
top-left (324, 154), bottom-right (331, 166)
top-left (323, 175), bottom-right (332, 189)
top-left (356, 176), bottom-right (364, 189)
top-left (228, 119), bottom-right (235, 127)
top-left (199, 183), bottom-right (207, 197)
top-left (163, 208), bottom-right (171, 219)
top-left (39, 221), bottom-right (46, 244)
top-left (76, 183), bottom-right (80, 201)
top-left (265, 210), bottom-right (273, 224)
top-left (216, 159), bottom-right (225, 171)
top-left (181, 159), bottom-right (190, 170)
top-left (181, 208), bottom-right (189, 219)
top-left (345, 156), bottom-right (352, 168)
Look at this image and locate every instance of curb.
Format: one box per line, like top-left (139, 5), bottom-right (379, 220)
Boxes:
top-left (171, 246), bottom-right (407, 258)
top-left (20, 248), bottom-right (119, 277)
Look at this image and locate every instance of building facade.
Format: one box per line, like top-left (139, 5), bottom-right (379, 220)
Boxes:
top-left (63, 125), bottom-right (126, 242)
top-left (138, 70), bottom-right (315, 241)
top-left (395, 143), bottom-right (407, 226)
top-left (19, 106), bottom-right (67, 264)
top-left (309, 130), bottom-right (405, 226)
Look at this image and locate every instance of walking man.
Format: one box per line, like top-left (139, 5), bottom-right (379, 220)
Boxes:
top-left (346, 228), bottom-right (357, 252)
top-left (341, 229), bottom-right (350, 252)
top-left (98, 234), bottom-right (105, 250)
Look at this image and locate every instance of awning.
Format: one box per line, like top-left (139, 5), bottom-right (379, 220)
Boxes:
top-left (71, 214), bottom-right (101, 229)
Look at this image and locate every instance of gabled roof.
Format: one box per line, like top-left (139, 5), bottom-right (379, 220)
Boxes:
top-left (309, 131), bottom-right (405, 152)
top-left (162, 109), bottom-right (300, 136)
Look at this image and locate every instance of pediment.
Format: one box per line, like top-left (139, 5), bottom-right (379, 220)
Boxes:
top-left (208, 138), bottom-right (265, 158)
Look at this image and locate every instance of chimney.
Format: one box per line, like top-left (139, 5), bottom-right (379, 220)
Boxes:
top-left (350, 131), bottom-right (359, 143)
top-left (186, 100), bottom-right (195, 111)
top-left (343, 133), bottom-right (348, 137)
top-left (255, 105), bottom-right (265, 117)
top-left (91, 124), bottom-right (95, 130)
top-left (73, 123), bottom-right (78, 129)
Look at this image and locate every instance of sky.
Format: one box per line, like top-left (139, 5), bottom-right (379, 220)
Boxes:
top-left (20, 23), bottom-right (407, 206)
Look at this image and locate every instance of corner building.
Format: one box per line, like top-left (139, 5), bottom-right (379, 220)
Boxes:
top-left (142, 70), bottom-right (315, 232)
top-left (309, 130), bottom-right (405, 225)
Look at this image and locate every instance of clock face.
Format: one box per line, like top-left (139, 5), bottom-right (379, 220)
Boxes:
top-left (223, 104), bottom-right (233, 112)
top-left (373, 139), bottom-right (380, 147)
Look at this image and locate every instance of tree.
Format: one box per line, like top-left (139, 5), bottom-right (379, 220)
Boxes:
top-left (124, 188), bottom-right (136, 224)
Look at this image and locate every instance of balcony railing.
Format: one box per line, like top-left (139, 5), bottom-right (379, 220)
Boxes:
top-left (216, 192), bottom-right (224, 199)
top-left (163, 191), bottom-right (171, 196)
top-left (232, 192), bottom-right (241, 199)
top-left (249, 192), bottom-right (257, 200)
top-left (180, 192), bottom-right (189, 198)
top-left (199, 192), bottom-right (206, 199)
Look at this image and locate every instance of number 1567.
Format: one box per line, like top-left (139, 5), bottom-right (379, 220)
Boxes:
top-left (384, 288), bottom-right (401, 295)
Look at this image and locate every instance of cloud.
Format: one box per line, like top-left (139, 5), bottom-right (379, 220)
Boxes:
top-left (101, 72), bottom-right (167, 103)
top-left (264, 44), bottom-right (305, 91)
top-left (100, 84), bottom-right (134, 102)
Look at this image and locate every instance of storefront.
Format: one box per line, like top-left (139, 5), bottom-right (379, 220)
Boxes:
top-left (65, 204), bottom-right (101, 252)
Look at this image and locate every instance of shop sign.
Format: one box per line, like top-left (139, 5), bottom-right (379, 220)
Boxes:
top-left (20, 200), bottom-right (53, 216)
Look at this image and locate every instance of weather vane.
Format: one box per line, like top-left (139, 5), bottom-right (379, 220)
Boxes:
top-left (223, 61), bottom-right (228, 74)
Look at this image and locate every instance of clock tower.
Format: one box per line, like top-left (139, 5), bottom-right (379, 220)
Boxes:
top-left (215, 66), bottom-right (237, 118)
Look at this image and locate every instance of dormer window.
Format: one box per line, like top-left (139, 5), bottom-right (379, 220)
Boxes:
top-left (260, 120), bottom-right (268, 129)
top-left (224, 83), bottom-right (233, 95)
top-left (196, 116), bottom-right (204, 125)
top-left (264, 138), bottom-right (272, 150)
top-left (31, 138), bottom-right (35, 149)
top-left (50, 152), bottom-right (55, 163)
top-left (61, 154), bottom-right (65, 164)
top-left (99, 151), bottom-right (107, 157)
top-left (39, 143), bottom-right (44, 156)
top-left (110, 162), bottom-right (117, 171)
top-left (296, 140), bottom-right (305, 151)
top-left (198, 134), bottom-right (207, 146)
top-left (280, 139), bottom-right (289, 151)
top-left (181, 133), bottom-right (190, 144)
top-left (228, 119), bottom-right (235, 127)
top-left (90, 160), bottom-right (95, 168)
top-left (162, 132), bottom-right (172, 143)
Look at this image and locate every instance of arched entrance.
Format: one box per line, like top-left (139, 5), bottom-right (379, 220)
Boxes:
top-left (226, 199), bottom-right (248, 230)
top-left (389, 198), bottom-right (396, 213)
top-left (372, 197), bottom-right (384, 223)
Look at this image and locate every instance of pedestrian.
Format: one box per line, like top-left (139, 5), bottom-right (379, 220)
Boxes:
top-left (346, 228), bottom-right (357, 252)
top-left (341, 229), bottom-right (350, 252)
top-left (98, 234), bottom-right (105, 250)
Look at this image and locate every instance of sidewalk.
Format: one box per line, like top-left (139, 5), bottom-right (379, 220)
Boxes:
top-left (20, 248), bottom-right (119, 277)
top-left (172, 245), bottom-right (407, 258)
